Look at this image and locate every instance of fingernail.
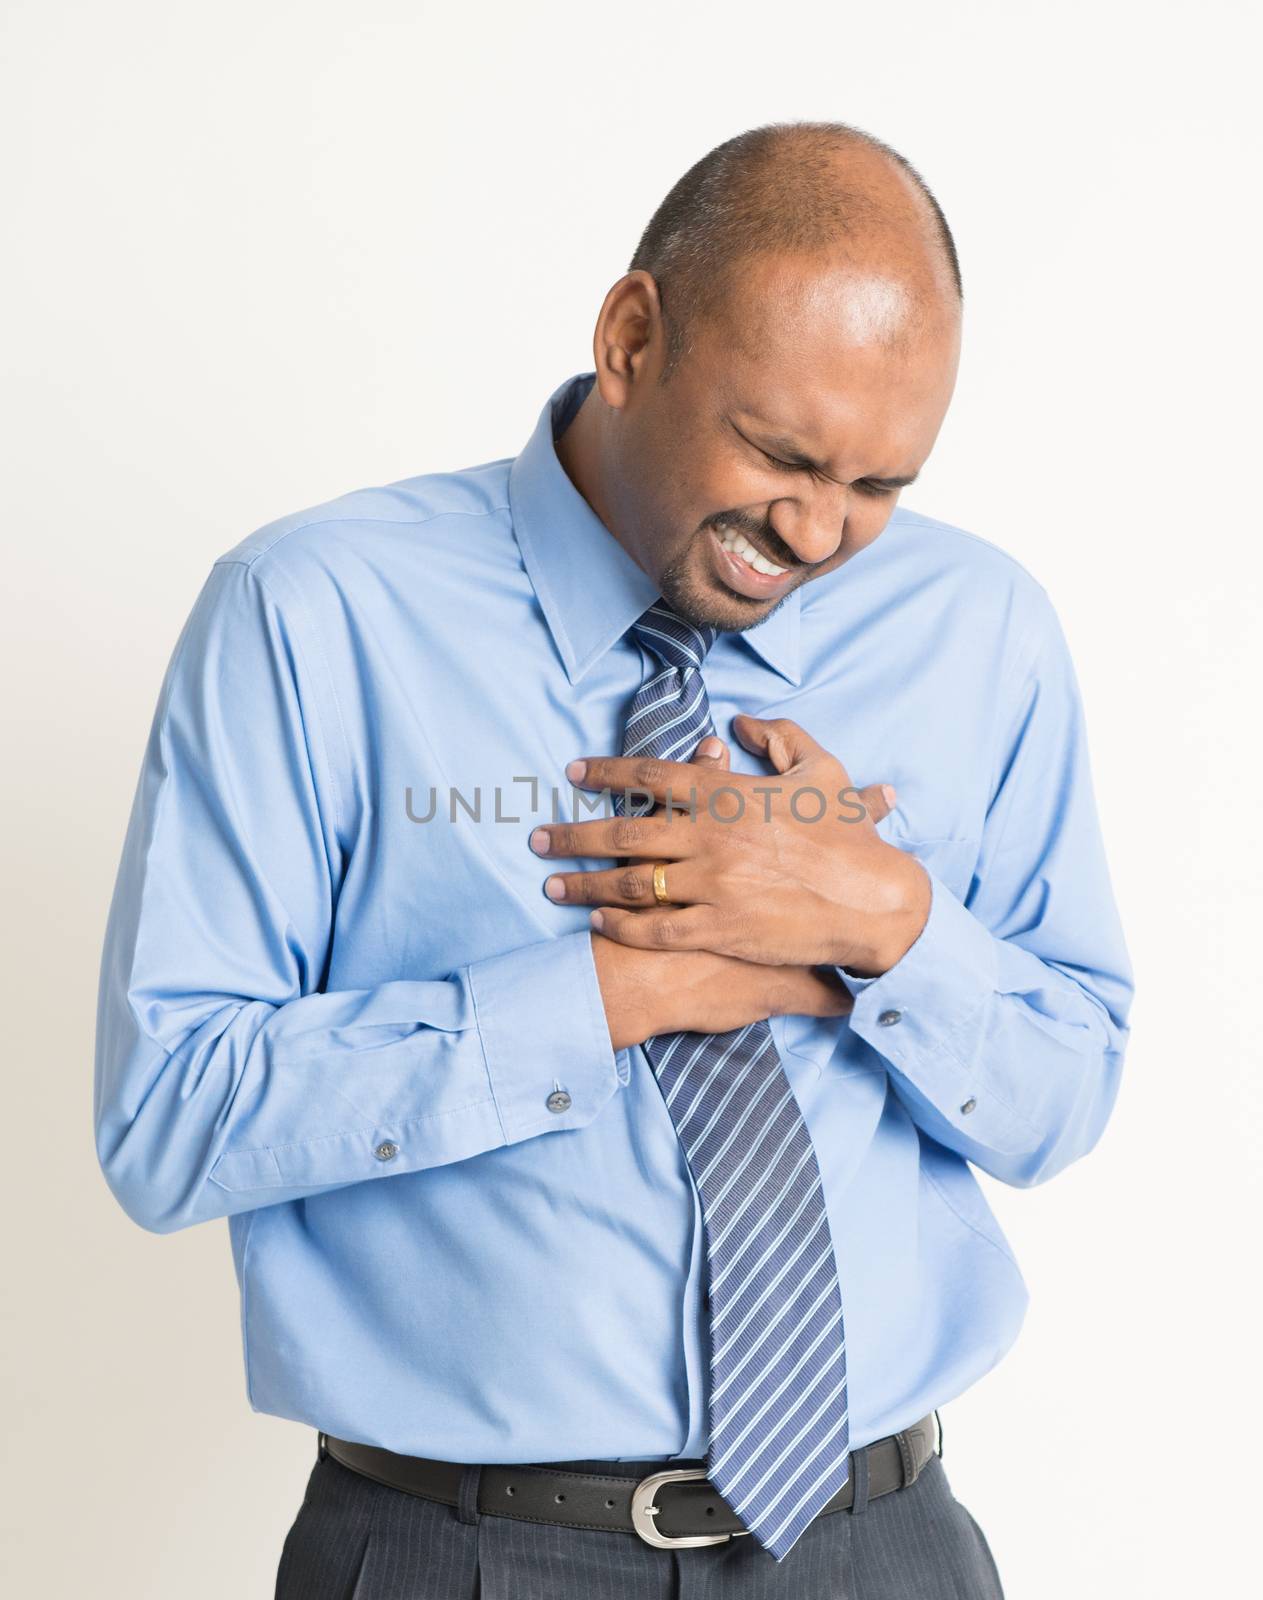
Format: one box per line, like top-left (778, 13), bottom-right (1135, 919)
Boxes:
top-left (544, 875), bottom-right (566, 900)
top-left (566, 760), bottom-right (587, 782)
top-left (530, 828), bottom-right (550, 852)
top-left (881, 785), bottom-right (897, 808)
top-left (590, 910), bottom-right (604, 930)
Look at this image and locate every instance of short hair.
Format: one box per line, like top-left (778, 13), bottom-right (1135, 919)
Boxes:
top-left (628, 120), bottom-right (962, 379)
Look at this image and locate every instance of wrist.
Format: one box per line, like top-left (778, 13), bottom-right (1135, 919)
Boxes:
top-left (590, 932), bottom-right (656, 1051)
top-left (836, 854), bottom-right (932, 978)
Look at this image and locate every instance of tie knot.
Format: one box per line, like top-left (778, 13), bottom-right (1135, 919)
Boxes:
top-left (630, 600), bottom-right (718, 674)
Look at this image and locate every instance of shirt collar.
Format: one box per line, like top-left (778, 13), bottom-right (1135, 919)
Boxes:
top-left (508, 371), bottom-right (802, 688)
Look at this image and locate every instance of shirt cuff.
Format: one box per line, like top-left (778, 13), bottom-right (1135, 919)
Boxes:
top-left (836, 870), bottom-right (1022, 1140)
top-left (466, 927), bottom-right (626, 1144)
top-left (837, 868), bottom-right (996, 1020)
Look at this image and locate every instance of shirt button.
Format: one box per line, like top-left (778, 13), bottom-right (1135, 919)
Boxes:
top-left (374, 1141), bottom-right (400, 1161)
top-left (877, 1009), bottom-right (902, 1027)
top-left (960, 1098), bottom-right (977, 1115)
top-left (546, 1089), bottom-right (572, 1113)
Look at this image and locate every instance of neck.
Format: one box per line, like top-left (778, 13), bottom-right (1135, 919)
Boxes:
top-left (555, 386), bottom-right (629, 562)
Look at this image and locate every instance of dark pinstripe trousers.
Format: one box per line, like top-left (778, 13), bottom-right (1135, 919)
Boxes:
top-left (274, 1437), bottom-right (1005, 1598)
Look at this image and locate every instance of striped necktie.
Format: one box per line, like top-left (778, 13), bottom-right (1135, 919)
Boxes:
top-left (612, 597), bottom-right (851, 1563)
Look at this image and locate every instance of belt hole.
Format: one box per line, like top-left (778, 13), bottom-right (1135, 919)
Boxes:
top-left (554, 1492), bottom-right (566, 1503)
top-left (606, 1498), bottom-right (616, 1508)
top-left (505, 1485), bottom-right (516, 1497)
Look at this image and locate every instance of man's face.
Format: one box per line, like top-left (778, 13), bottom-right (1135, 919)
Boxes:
top-left (600, 252), bottom-right (961, 634)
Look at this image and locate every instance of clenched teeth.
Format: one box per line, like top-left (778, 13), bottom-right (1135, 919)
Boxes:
top-left (715, 524), bottom-right (788, 576)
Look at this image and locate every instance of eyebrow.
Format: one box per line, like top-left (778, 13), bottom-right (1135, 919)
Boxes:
top-left (742, 423), bottom-right (921, 489)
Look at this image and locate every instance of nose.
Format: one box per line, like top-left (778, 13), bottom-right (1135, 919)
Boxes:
top-left (768, 490), bottom-right (849, 567)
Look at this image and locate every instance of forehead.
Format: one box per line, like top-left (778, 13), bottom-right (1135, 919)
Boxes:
top-left (719, 250), bottom-right (952, 356)
top-left (705, 273), bottom-right (958, 467)
top-left (791, 267), bottom-right (924, 347)
top-left (704, 310), bottom-right (960, 470)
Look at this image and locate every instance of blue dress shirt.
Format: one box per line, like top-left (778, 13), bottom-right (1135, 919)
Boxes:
top-left (95, 369), bottom-right (1134, 1464)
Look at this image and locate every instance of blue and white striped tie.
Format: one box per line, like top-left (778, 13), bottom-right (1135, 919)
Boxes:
top-left (612, 597), bottom-right (850, 1563)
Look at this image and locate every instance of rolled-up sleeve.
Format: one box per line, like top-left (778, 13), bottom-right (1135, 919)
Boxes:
top-left (839, 586), bottom-right (1133, 1187)
top-left (94, 558), bottom-right (621, 1235)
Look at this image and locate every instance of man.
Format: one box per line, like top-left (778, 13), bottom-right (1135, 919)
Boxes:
top-left (95, 119), bottom-right (1132, 1597)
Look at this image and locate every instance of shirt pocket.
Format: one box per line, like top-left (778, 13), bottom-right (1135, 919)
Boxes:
top-left (874, 814), bottom-right (980, 905)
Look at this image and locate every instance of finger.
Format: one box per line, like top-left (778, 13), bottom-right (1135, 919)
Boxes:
top-left (851, 781), bottom-right (897, 826)
top-left (729, 714), bottom-right (826, 775)
top-left (587, 903), bottom-right (718, 950)
top-left (567, 754), bottom-right (726, 807)
top-left (529, 813), bottom-right (696, 863)
top-left (542, 858), bottom-right (705, 909)
top-left (692, 735), bottom-right (731, 772)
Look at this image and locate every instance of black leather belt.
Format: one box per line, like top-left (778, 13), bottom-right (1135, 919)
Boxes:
top-left (319, 1412), bottom-right (941, 1548)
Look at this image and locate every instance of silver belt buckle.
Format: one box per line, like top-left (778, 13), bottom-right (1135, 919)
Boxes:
top-left (629, 1466), bottom-right (751, 1548)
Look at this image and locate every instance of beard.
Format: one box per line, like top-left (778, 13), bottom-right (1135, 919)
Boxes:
top-left (654, 517), bottom-right (798, 633)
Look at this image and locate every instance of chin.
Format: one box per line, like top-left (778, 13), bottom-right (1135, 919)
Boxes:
top-left (665, 576), bottom-right (782, 635)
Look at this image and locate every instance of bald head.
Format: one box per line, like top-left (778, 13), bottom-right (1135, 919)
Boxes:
top-left (628, 120), bottom-right (961, 377)
top-left (557, 120), bottom-right (962, 636)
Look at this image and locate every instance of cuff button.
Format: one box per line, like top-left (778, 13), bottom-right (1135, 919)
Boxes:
top-left (546, 1089), bottom-right (572, 1113)
top-left (374, 1141), bottom-right (400, 1161)
top-left (959, 1098), bottom-right (977, 1115)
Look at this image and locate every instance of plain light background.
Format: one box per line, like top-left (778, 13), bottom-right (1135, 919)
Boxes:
top-left (3, 1), bottom-right (1259, 1594)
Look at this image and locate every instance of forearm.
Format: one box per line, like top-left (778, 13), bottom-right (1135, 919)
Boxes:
top-left (95, 928), bottom-right (621, 1234)
top-left (839, 869), bottom-right (1130, 1186)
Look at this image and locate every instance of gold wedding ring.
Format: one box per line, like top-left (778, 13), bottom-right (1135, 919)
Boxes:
top-left (652, 861), bottom-right (673, 906)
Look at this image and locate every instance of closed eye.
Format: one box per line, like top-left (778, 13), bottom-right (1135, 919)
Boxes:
top-left (758, 449), bottom-right (894, 498)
